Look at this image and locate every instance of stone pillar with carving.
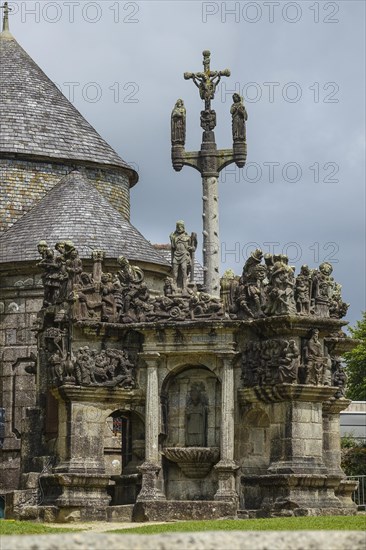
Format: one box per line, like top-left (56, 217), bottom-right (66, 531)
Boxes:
top-left (137, 352), bottom-right (166, 501)
top-left (172, 51), bottom-right (247, 297)
top-left (214, 353), bottom-right (238, 502)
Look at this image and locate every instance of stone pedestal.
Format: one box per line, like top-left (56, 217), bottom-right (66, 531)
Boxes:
top-left (40, 473), bottom-right (111, 521)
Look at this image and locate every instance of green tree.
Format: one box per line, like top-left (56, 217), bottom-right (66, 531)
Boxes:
top-left (344, 312), bottom-right (366, 400)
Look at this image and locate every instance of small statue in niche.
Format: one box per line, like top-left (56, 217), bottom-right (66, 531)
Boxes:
top-left (303, 329), bottom-right (326, 385)
top-left (278, 340), bottom-right (300, 384)
top-left (171, 99), bottom-right (186, 145)
top-left (230, 93), bottom-right (247, 142)
top-left (295, 265), bottom-right (312, 315)
top-left (185, 382), bottom-right (208, 447)
top-left (170, 221), bottom-right (197, 292)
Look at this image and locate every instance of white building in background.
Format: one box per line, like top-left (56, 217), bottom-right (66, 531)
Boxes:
top-left (340, 402), bottom-right (366, 441)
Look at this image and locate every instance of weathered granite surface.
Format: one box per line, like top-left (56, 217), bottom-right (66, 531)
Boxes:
top-left (2, 530), bottom-right (365, 550)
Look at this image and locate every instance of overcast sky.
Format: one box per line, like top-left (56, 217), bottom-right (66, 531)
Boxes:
top-left (6, 0), bottom-right (365, 327)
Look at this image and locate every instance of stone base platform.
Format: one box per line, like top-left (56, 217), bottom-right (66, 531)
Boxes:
top-left (242, 474), bottom-right (358, 516)
top-left (132, 500), bottom-right (238, 522)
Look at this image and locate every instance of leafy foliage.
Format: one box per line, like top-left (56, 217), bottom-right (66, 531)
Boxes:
top-left (341, 436), bottom-right (366, 476)
top-left (344, 312), bottom-right (366, 400)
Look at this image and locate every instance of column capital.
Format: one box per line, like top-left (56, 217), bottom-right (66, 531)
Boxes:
top-left (217, 352), bottom-right (239, 367)
top-left (138, 352), bottom-right (161, 367)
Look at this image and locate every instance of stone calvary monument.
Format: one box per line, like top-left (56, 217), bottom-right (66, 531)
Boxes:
top-left (0, 9), bottom-right (358, 522)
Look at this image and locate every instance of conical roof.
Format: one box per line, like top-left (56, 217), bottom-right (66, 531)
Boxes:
top-left (0, 29), bottom-right (136, 178)
top-left (0, 170), bottom-right (169, 266)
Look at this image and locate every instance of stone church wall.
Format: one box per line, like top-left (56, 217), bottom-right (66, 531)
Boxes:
top-left (0, 269), bottom-right (41, 491)
top-left (0, 158), bottom-right (131, 232)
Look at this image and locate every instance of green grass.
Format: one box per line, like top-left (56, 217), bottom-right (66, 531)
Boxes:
top-left (0, 520), bottom-right (82, 536)
top-left (111, 516), bottom-right (366, 534)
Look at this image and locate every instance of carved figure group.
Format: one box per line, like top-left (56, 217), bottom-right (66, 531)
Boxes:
top-left (226, 249), bottom-right (347, 320)
top-left (46, 342), bottom-right (137, 389)
top-left (37, 240), bottom-right (83, 306)
top-left (241, 331), bottom-right (342, 392)
top-left (38, 242), bottom-right (348, 328)
top-left (242, 339), bottom-right (300, 386)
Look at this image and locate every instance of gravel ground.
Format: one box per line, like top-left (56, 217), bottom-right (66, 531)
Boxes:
top-left (1, 531), bottom-right (366, 550)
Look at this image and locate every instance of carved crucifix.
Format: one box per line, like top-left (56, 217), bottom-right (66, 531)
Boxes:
top-left (171, 51), bottom-right (247, 297)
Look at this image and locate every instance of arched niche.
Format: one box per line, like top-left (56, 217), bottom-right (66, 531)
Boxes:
top-left (162, 365), bottom-right (221, 449)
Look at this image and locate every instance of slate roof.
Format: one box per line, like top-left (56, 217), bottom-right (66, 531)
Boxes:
top-left (0, 30), bottom-right (136, 178)
top-left (0, 171), bottom-right (169, 266)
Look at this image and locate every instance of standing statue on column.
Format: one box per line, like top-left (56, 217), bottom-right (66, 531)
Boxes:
top-left (230, 93), bottom-right (247, 142)
top-left (171, 99), bottom-right (186, 145)
top-left (170, 221), bottom-right (197, 292)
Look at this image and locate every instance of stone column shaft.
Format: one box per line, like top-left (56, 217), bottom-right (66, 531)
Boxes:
top-left (145, 358), bottom-right (160, 464)
top-left (137, 352), bottom-right (165, 501)
top-left (215, 354), bottom-right (238, 502)
top-left (202, 175), bottom-right (220, 297)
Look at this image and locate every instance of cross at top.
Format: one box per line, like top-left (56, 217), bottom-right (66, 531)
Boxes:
top-left (184, 50), bottom-right (231, 111)
top-left (1, 2), bottom-right (11, 32)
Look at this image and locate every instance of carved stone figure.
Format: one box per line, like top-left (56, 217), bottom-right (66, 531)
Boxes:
top-left (311, 262), bottom-right (334, 317)
top-left (101, 272), bottom-right (117, 322)
top-left (170, 221), bottom-right (196, 291)
top-left (37, 240), bottom-right (58, 307)
top-left (332, 356), bottom-right (348, 398)
top-left (303, 329), bottom-right (326, 385)
top-left (278, 340), bottom-right (300, 384)
top-left (329, 282), bottom-right (349, 319)
top-left (171, 99), bottom-right (186, 145)
top-left (185, 383), bottom-right (208, 447)
top-left (230, 93), bottom-right (247, 142)
top-left (295, 265), bottom-right (311, 315)
top-left (220, 269), bottom-right (239, 313)
top-left (114, 256), bottom-right (149, 322)
top-left (266, 256), bottom-right (296, 316)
